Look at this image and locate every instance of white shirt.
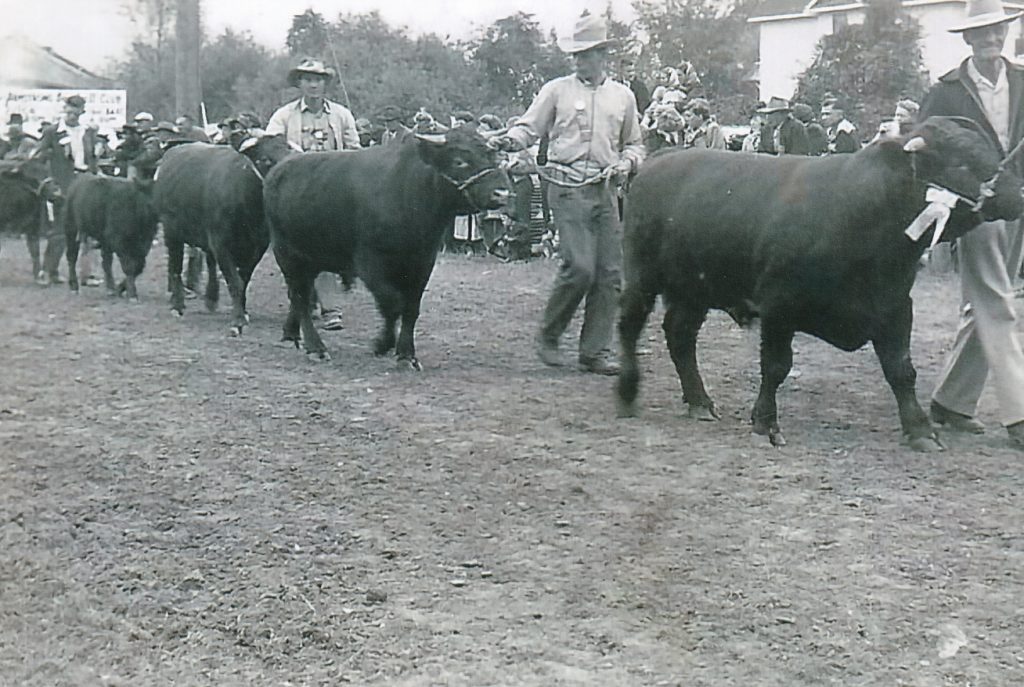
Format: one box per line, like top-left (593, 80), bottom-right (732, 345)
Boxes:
top-left (62, 120), bottom-right (87, 170)
top-left (967, 58), bottom-right (1010, 150)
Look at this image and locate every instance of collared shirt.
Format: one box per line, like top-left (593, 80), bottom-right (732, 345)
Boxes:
top-left (266, 97), bottom-right (360, 152)
top-left (967, 57), bottom-right (1010, 150)
top-left (299, 98), bottom-right (338, 151)
top-left (61, 120), bottom-right (88, 171)
top-left (507, 73), bottom-right (645, 181)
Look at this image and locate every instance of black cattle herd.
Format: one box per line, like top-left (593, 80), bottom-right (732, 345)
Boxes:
top-left (0, 117), bottom-right (1016, 450)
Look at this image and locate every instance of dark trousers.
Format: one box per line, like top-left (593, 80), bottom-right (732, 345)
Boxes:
top-left (539, 180), bottom-right (622, 359)
top-left (41, 200), bottom-right (66, 279)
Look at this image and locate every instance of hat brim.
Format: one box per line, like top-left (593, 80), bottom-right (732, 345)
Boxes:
top-left (560, 37), bottom-right (618, 55)
top-left (288, 68), bottom-right (336, 87)
top-left (948, 10), bottom-right (1023, 32)
top-left (757, 106), bottom-right (791, 114)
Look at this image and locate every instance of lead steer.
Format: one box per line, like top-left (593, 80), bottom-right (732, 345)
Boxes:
top-left (64, 174), bottom-right (158, 300)
top-left (155, 135), bottom-right (294, 335)
top-left (617, 117), bottom-right (1023, 450)
top-left (264, 128), bottom-right (510, 367)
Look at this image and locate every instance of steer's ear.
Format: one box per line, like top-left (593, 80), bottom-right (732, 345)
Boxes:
top-left (903, 136), bottom-right (927, 153)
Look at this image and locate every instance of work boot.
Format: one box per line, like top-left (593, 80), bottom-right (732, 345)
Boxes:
top-left (929, 401), bottom-right (985, 434)
top-left (535, 336), bottom-right (564, 367)
top-left (578, 351), bottom-right (620, 376)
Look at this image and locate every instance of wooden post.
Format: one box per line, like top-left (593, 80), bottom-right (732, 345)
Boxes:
top-left (175, 0), bottom-right (202, 121)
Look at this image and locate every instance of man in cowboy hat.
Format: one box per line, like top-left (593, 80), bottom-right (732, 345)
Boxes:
top-left (266, 57), bottom-right (361, 331)
top-left (918, 0), bottom-right (1024, 449)
top-left (266, 57), bottom-right (360, 154)
top-left (757, 97), bottom-right (809, 155)
top-left (496, 11), bottom-right (645, 375)
top-left (379, 105), bottom-right (411, 147)
top-left (0, 113), bottom-right (37, 159)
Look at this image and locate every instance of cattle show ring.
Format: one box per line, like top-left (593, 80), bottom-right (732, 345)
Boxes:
top-left (4, 7), bottom-right (1024, 687)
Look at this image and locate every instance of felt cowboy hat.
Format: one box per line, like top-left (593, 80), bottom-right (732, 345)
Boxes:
top-left (287, 58), bottom-right (336, 87)
top-left (379, 105), bottom-right (404, 122)
top-left (949, 0), bottom-right (1023, 32)
top-left (757, 96), bottom-right (792, 113)
top-left (6, 113), bottom-right (24, 125)
top-left (559, 12), bottom-right (618, 54)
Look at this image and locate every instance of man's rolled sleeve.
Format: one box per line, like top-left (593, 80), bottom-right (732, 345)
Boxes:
top-left (507, 82), bottom-right (557, 150)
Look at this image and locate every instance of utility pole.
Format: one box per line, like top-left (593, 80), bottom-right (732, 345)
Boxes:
top-left (175, 0), bottom-right (202, 121)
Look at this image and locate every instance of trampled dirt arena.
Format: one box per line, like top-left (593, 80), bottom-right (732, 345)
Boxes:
top-left (1, 240), bottom-right (1022, 686)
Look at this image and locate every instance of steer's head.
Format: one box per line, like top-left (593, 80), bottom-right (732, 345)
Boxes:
top-left (239, 134), bottom-right (297, 177)
top-left (0, 157), bottom-right (60, 202)
top-left (902, 116), bottom-right (1023, 228)
top-left (415, 127), bottom-right (511, 211)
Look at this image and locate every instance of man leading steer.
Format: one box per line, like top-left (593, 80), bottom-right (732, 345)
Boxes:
top-left (920, 0), bottom-right (1024, 450)
top-left (497, 12), bottom-right (645, 375)
top-left (266, 58), bottom-right (360, 332)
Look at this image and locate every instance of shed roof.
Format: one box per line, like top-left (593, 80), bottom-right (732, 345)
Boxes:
top-left (0, 34), bottom-right (111, 89)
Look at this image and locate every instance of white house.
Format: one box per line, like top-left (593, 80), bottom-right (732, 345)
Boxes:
top-left (749, 0), bottom-right (1024, 102)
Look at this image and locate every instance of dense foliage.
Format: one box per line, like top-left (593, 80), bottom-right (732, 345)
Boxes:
top-left (794, 0), bottom-right (929, 131)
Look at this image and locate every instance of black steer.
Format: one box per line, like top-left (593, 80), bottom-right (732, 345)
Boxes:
top-left (154, 136), bottom-right (294, 335)
top-left (64, 174), bottom-right (159, 300)
top-left (0, 158), bottom-right (60, 278)
top-left (264, 128), bottom-right (510, 367)
top-left (617, 117), bottom-right (1023, 450)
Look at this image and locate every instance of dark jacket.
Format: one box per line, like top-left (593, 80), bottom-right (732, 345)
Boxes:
top-left (828, 122), bottom-right (861, 154)
top-left (33, 120), bottom-right (97, 191)
top-left (921, 57), bottom-right (1024, 177)
top-left (776, 116), bottom-right (810, 155)
top-left (805, 122), bottom-right (828, 155)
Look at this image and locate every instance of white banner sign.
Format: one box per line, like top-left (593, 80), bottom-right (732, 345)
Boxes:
top-left (0, 88), bottom-right (127, 136)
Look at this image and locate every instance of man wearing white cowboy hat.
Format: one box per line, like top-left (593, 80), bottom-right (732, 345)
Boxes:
top-left (267, 57), bottom-right (361, 331)
top-left (496, 11), bottom-right (645, 375)
top-left (919, 0), bottom-right (1024, 449)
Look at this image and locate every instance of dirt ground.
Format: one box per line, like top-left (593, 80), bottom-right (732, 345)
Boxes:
top-left (1, 237), bottom-right (1023, 687)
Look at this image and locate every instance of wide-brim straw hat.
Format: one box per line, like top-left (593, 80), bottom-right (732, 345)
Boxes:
top-left (757, 96), bottom-right (792, 114)
top-left (559, 12), bottom-right (618, 54)
top-left (287, 58), bottom-right (337, 87)
top-left (949, 0), bottom-right (1023, 32)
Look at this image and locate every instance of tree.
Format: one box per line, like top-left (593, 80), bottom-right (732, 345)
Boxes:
top-left (175, 0), bottom-right (202, 121)
top-left (632, 0), bottom-right (760, 122)
top-left (286, 9), bottom-right (331, 57)
top-left (200, 30), bottom-right (274, 123)
top-left (794, 0), bottom-right (928, 131)
top-left (471, 13), bottom-right (569, 109)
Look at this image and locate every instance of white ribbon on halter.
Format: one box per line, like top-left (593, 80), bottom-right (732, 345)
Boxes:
top-left (904, 185), bottom-right (962, 249)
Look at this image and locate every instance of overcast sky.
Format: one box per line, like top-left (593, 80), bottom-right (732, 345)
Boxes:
top-left (9, 0), bottom-right (637, 73)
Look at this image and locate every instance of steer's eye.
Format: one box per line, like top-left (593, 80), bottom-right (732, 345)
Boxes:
top-left (452, 157), bottom-right (470, 170)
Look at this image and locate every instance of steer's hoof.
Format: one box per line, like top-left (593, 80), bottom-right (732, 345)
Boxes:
top-left (128, 297), bottom-right (140, 305)
top-left (688, 404), bottom-right (719, 422)
top-left (170, 308), bottom-right (183, 318)
top-left (907, 433), bottom-right (944, 453)
top-left (396, 357), bottom-right (422, 372)
top-left (769, 428), bottom-right (787, 447)
top-left (228, 325), bottom-right (243, 338)
top-left (616, 399), bottom-right (637, 419)
top-left (307, 349), bottom-right (331, 362)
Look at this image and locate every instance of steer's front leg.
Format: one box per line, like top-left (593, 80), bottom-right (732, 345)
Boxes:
top-left (394, 292), bottom-right (423, 371)
top-left (871, 300), bottom-right (940, 452)
top-left (751, 320), bottom-right (794, 447)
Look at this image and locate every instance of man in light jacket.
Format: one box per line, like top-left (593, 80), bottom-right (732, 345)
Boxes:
top-left (266, 58), bottom-right (361, 331)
